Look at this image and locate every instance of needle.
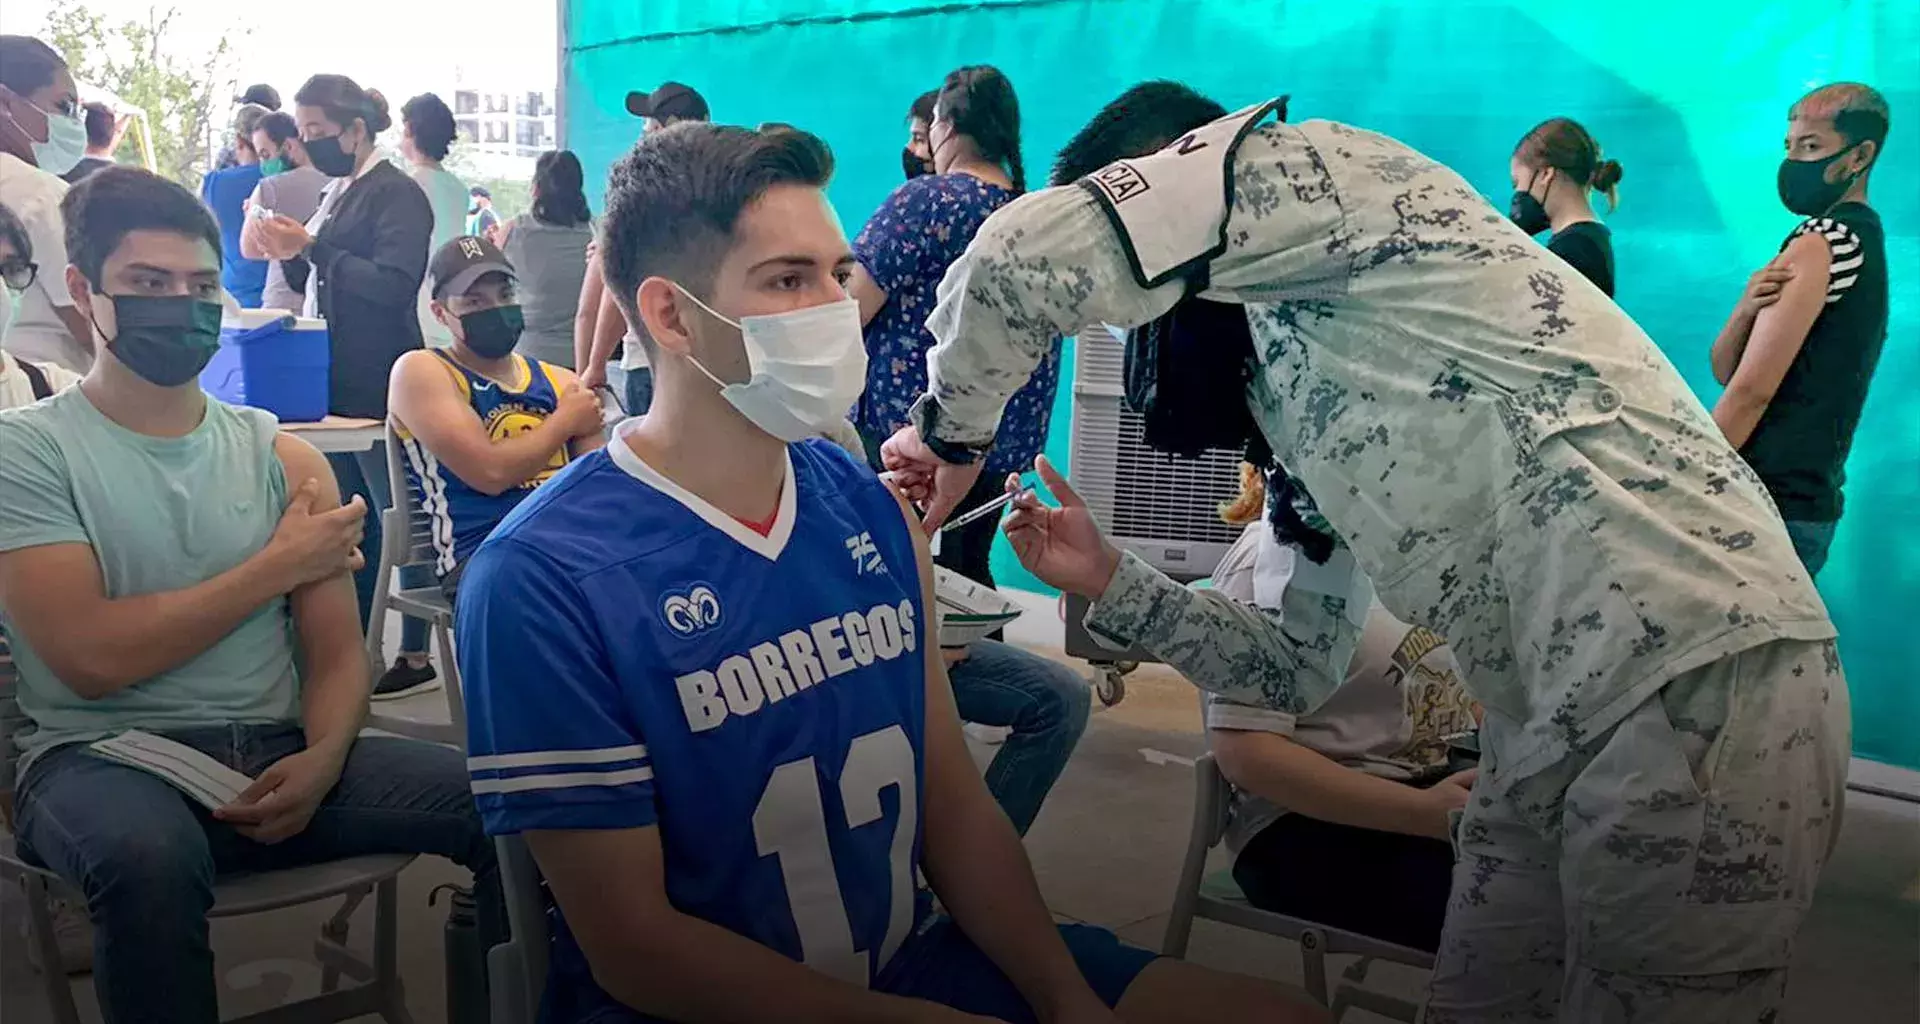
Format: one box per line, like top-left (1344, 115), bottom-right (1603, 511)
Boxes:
top-left (941, 487), bottom-right (1033, 532)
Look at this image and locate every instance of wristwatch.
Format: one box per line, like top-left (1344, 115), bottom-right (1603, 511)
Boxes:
top-left (907, 393), bottom-right (989, 465)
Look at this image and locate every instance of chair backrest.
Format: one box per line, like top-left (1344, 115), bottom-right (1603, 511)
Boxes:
top-left (488, 833), bottom-right (550, 1024)
top-left (1195, 752), bottom-right (1234, 850)
top-left (383, 422), bottom-right (444, 573)
top-left (0, 632), bottom-right (25, 830)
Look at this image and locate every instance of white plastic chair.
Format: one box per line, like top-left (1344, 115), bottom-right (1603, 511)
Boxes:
top-left (0, 633), bottom-right (418, 1024)
top-left (365, 424), bottom-right (465, 746)
top-left (1163, 753), bottom-right (1433, 1022)
top-left (486, 834), bottom-right (549, 1024)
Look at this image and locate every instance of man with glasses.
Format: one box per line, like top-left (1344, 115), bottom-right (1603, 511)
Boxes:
top-left (0, 201), bottom-right (79, 408)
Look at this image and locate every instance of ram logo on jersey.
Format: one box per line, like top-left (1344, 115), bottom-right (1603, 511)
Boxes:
top-left (675, 599), bottom-right (918, 732)
top-left (846, 532), bottom-right (885, 575)
top-left (661, 584), bottom-right (724, 637)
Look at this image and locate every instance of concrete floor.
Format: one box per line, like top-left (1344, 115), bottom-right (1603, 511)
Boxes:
top-left (4, 604), bottom-right (1917, 1022)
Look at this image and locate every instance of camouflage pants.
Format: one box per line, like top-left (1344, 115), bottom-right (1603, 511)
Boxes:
top-left (1424, 639), bottom-right (1849, 1023)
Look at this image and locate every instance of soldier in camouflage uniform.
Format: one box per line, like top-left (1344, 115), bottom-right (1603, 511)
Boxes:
top-left (883, 100), bottom-right (1849, 1022)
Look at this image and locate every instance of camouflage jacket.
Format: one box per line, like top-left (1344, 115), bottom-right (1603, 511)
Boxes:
top-left (919, 118), bottom-right (1836, 784)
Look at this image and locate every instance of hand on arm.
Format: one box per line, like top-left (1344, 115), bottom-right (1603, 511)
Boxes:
top-left (387, 353), bottom-right (598, 496)
top-left (889, 485), bottom-right (1116, 1024)
top-left (1713, 233), bottom-right (1830, 448)
top-left (1710, 261), bottom-right (1796, 385)
top-left (0, 463), bottom-right (364, 701)
top-left (1211, 729), bottom-right (1472, 841)
top-left (214, 434), bottom-right (369, 843)
top-left (530, 827), bottom-right (1002, 1024)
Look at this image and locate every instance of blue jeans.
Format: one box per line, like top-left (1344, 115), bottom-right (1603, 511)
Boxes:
top-left (948, 641), bottom-right (1090, 834)
top-left (329, 444), bottom-right (429, 655)
top-left (1784, 519), bottom-right (1838, 578)
top-left (15, 723), bottom-right (501, 1024)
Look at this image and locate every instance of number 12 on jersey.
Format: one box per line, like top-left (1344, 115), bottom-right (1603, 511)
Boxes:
top-left (752, 724), bottom-right (918, 986)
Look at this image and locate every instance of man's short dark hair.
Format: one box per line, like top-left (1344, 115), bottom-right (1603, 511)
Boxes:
top-left (600, 122), bottom-right (835, 333)
top-left (1051, 81), bottom-right (1229, 187)
top-left (0, 200), bottom-right (33, 264)
top-left (82, 102), bottom-right (114, 148)
top-left (0, 35), bottom-right (67, 99)
top-left (1793, 82), bottom-right (1891, 161)
top-left (62, 167), bottom-right (221, 286)
top-left (908, 89), bottom-right (938, 125)
top-left (256, 110), bottom-right (298, 146)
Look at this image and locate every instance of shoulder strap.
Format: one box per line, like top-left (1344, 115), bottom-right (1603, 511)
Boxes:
top-left (18, 359), bottom-right (52, 401)
top-left (535, 358), bottom-right (569, 399)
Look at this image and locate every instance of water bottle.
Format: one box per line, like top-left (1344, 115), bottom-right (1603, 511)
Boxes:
top-left (431, 883), bottom-right (489, 1024)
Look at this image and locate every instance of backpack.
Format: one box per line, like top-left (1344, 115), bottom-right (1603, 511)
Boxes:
top-left (1121, 286), bottom-right (1261, 459)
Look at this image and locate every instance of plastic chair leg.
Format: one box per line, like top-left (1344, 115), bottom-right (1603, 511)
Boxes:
top-left (22, 874), bottom-right (84, 1024)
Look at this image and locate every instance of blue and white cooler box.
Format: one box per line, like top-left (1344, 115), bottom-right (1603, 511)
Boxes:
top-left (201, 308), bottom-right (330, 422)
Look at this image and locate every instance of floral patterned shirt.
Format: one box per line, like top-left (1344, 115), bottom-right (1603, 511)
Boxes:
top-left (853, 173), bottom-right (1062, 477)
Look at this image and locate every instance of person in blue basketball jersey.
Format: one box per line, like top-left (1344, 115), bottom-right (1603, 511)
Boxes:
top-left (456, 122), bottom-right (1326, 1024)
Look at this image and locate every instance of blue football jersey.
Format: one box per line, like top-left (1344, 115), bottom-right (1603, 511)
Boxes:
top-left (459, 428), bottom-right (929, 1018)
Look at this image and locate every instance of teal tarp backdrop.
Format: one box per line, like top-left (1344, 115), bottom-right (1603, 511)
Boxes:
top-left (561, 0), bottom-right (1918, 769)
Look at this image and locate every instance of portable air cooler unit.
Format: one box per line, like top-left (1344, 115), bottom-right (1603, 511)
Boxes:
top-left (1067, 325), bottom-right (1245, 577)
top-left (1062, 325), bottom-right (1247, 703)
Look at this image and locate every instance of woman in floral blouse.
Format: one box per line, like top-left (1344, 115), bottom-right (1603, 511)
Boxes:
top-left (847, 65), bottom-right (1063, 591)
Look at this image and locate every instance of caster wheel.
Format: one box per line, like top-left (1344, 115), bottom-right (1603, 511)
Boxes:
top-left (1096, 669), bottom-right (1126, 707)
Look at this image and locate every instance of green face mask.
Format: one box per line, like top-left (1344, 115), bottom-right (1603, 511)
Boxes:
top-left (260, 156), bottom-right (288, 176)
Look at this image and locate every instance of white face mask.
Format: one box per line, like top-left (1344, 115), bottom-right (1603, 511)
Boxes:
top-left (672, 284), bottom-right (868, 443)
top-left (26, 101), bottom-right (87, 176)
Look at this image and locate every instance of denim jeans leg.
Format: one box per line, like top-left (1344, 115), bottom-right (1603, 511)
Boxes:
top-left (353, 444), bottom-right (429, 655)
top-left (1783, 519), bottom-right (1838, 578)
top-left (946, 640), bottom-right (1092, 834)
top-left (14, 744), bottom-right (225, 1024)
top-left (232, 728), bottom-right (506, 951)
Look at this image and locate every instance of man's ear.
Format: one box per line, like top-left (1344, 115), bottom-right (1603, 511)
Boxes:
top-left (635, 277), bottom-right (693, 357)
top-left (64, 265), bottom-right (93, 312)
top-left (1849, 139), bottom-right (1879, 176)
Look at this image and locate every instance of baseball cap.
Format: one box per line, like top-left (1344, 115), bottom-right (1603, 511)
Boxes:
top-left (626, 82), bottom-right (709, 122)
top-left (234, 84), bottom-right (280, 110)
top-left (429, 235), bottom-right (516, 302)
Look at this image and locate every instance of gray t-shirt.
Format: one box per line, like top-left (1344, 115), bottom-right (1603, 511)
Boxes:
top-left (501, 214), bottom-right (593, 368)
top-left (1205, 523), bottom-right (1478, 851)
top-left (249, 165), bottom-right (330, 312)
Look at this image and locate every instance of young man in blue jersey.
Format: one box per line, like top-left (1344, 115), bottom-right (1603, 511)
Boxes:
top-left (388, 235), bottom-right (606, 604)
top-left (457, 123), bottom-right (1324, 1024)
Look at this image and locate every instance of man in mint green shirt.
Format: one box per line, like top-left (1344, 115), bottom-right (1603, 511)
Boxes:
top-left (0, 167), bottom-right (499, 1018)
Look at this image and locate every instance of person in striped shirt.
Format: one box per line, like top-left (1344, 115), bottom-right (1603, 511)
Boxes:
top-left (1710, 82), bottom-right (1890, 576)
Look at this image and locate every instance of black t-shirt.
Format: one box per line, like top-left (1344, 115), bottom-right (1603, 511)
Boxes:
top-left (1546, 221), bottom-right (1614, 297)
top-left (1740, 203), bottom-right (1889, 522)
top-left (61, 156), bottom-right (114, 184)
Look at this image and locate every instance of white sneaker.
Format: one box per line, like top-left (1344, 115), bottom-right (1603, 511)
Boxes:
top-left (20, 895), bottom-right (95, 975)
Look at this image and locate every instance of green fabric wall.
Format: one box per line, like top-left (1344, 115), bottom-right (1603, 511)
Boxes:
top-left (563, 0), bottom-right (1919, 768)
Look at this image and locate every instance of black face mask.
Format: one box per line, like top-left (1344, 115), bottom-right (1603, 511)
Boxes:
top-left (99, 294), bottom-right (224, 386)
top-left (458, 305), bottom-right (524, 359)
top-left (902, 147), bottom-right (932, 180)
top-left (1509, 170), bottom-right (1552, 235)
top-left (304, 133), bottom-right (357, 178)
top-left (1777, 146), bottom-right (1861, 217)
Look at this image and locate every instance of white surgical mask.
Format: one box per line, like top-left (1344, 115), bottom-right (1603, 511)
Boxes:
top-left (673, 284), bottom-right (869, 443)
top-left (26, 101), bottom-right (87, 176)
